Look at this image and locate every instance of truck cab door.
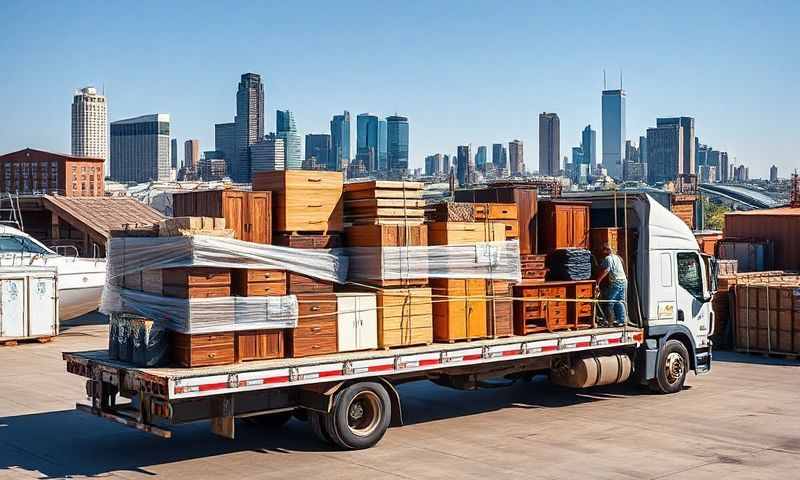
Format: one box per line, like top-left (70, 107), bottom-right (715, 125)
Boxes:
top-left (675, 251), bottom-right (712, 349)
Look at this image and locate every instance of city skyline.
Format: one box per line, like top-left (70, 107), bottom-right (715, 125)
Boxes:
top-left (1, 2), bottom-right (796, 177)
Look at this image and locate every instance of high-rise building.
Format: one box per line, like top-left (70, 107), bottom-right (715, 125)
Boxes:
top-left (720, 152), bottom-right (730, 182)
top-left (491, 143), bottom-right (506, 172)
top-left (184, 139), bottom-right (200, 170)
top-left (356, 113), bottom-right (380, 171)
top-left (386, 115), bottom-right (409, 171)
top-left (71, 86), bottom-right (108, 170)
top-left (646, 122), bottom-right (683, 184)
top-left (249, 133), bottom-right (285, 175)
top-left (276, 110), bottom-right (302, 170)
top-left (639, 135), bottom-right (648, 165)
top-left (456, 145), bottom-right (473, 187)
top-left (538, 113), bottom-right (560, 176)
top-left (330, 111), bottom-right (350, 171)
top-left (770, 165), bottom-right (779, 182)
top-left (170, 138), bottom-right (179, 169)
top-left (305, 133), bottom-right (331, 170)
top-left (378, 120), bottom-right (388, 170)
top-left (214, 122), bottom-right (236, 172)
top-left (581, 125), bottom-right (596, 171)
top-left (110, 114), bottom-right (171, 183)
top-left (601, 89), bottom-right (626, 179)
top-left (571, 147), bottom-right (584, 183)
top-left (234, 73), bottom-right (265, 182)
top-left (657, 117), bottom-right (695, 177)
top-left (475, 146), bottom-right (487, 172)
top-left (509, 139), bottom-right (524, 175)
top-left (425, 153), bottom-right (444, 176)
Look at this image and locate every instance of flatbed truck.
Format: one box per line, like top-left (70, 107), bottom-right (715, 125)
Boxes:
top-left (63, 193), bottom-right (715, 450)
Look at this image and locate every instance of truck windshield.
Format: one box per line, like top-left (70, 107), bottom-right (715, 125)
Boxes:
top-left (677, 252), bottom-right (703, 300)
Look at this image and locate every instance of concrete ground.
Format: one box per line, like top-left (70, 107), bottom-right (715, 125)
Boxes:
top-left (1, 316), bottom-right (798, 479)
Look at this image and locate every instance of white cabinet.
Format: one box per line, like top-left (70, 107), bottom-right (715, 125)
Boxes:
top-left (337, 293), bottom-right (378, 352)
top-left (0, 267), bottom-right (58, 341)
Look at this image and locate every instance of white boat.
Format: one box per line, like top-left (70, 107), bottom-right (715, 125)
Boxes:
top-left (0, 225), bottom-right (106, 321)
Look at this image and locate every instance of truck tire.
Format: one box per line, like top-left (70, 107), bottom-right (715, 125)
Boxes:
top-left (324, 381), bottom-right (391, 450)
top-left (651, 339), bottom-right (689, 394)
top-left (246, 411), bottom-right (292, 428)
top-left (309, 410), bottom-right (334, 445)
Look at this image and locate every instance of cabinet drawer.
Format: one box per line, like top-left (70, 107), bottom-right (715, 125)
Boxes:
top-left (235, 281), bottom-right (287, 297)
top-left (493, 220), bottom-right (519, 238)
top-left (163, 285), bottom-right (230, 299)
top-left (578, 303), bottom-right (593, 316)
top-left (236, 269), bottom-right (286, 283)
top-left (288, 273), bottom-right (335, 294)
top-left (297, 294), bottom-right (337, 317)
top-left (487, 204), bottom-right (518, 220)
top-left (172, 332), bottom-right (234, 367)
top-left (575, 283), bottom-right (594, 297)
top-left (288, 332), bottom-right (337, 357)
top-left (379, 326), bottom-right (432, 348)
top-left (162, 268), bottom-right (231, 287)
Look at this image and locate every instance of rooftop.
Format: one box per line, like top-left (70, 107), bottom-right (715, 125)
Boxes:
top-left (726, 206), bottom-right (800, 216)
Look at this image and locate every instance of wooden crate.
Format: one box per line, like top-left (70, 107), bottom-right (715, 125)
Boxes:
top-left (172, 331), bottom-right (235, 367)
top-left (287, 272), bottom-right (334, 294)
top-left (273, 233), bottom-right (342, 249)
top-left (538, 200), bottom-right (590, 254)
top-left (428, 222), bottom-right (506, 245)
top-left (431, 279), bottom-right (488, 342)
top-left (235, 330), bottom-right (284, 361)
top-left (254, 170), bottom-right (343, 233)
top-left (232, 269), bottom-right (286, 297)
top-left (172, 190), bottom-right (272, 244)
top-left (376, 287), bottom-right (433, 348)
top-left (288, 294), bottom-right (338, 357)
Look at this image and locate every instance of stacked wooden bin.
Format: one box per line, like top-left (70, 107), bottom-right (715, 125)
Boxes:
top-left (343, 181), bottom-right (433, 349)
top-left (427, 202), bottom-right (518, 341)
top-left (734, 274), bottom-right (800, 355)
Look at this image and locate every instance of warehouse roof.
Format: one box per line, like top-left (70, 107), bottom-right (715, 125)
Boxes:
top-left (726, 206), bottom-right (800, 216)
top-left (43, 196), bottom-right (165, 240)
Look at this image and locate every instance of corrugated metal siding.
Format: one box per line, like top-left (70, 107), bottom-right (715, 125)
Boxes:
top-left (725, 212), bottom-right (800, 271)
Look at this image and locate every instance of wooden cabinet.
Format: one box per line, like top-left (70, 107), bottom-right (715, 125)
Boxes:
top-left (376, 287), bottom-right (433, 348)
top-left (172, 190), bottom-right (272, 244)
top-left (336, 293), bottom-right (378, 352)
top-left (513, 282), bottom-right (569, 334)
top-left (235, 330), bottom-right (284, 361)
top-left (172, 332), bottom-right (235, 367)
top-left (232, 269), bottom-right (286, 297)
top-left (487, 280), bottom-right (513, 338)
top-left (538, 200), bottom-right (590, 254)
top-left (253, 171), bottom-right (343, 233)
top-left (572, 280), bottom-right (595, 328)
top-left (431, 279), bottom-right (487, 341)
top-left (428, 222), bottom-right (506, 245)
top-left (288, 294), bottom-right (338, 357)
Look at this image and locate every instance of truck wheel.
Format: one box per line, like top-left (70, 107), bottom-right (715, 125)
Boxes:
top-left (246, 411), bottom-right (292, 428)
top-left (325, 381), bottom-right (391, 450)
top-left (308, 411), bottom-right (334, 445)
top-left (651, 340), bottom-right (689, 394)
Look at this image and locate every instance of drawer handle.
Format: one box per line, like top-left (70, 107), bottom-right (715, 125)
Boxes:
top-left (311, 326), bottom-right (322, 332)
top-left (207, 353), bottom-right (216, 358)
top-left (312, 344), bottom-right (321, 349)
top-left (307, 204), bottom-right (323, 208)
top-left (308, 220), bottom-right (324, 224)
top-left (311, 306), bottom-right (321, 312)
top-left (307, 178), bottom-right (322, 182)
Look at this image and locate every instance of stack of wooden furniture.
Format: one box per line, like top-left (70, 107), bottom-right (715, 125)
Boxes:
top-left (513, 280), bottom-right (595, 334)
top-left (172, 190), bottom-right (271, 243)
top-left (520, 254), bottom-right (547, 282)
top-left (427, 208), bottom-right (513, 342)
top-left (453, 185), bottom-right (537, 254)
top-left (734, 276), bottom-right (800, 355)
top-left (343, 180), bottom-right (425, 226)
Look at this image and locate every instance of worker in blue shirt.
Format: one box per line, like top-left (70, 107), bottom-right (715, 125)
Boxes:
top-left (596, 244), bottom-right (628, 327)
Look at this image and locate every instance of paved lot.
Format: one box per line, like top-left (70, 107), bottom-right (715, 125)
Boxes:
top-left (1, 318), bottom-right (799, 479)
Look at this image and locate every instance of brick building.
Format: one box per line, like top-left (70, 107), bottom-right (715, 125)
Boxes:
top-left (0, 148), bottom-right (104, 196)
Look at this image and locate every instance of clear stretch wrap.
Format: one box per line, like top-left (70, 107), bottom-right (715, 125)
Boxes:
top-left (346, 240), bottom-right (522, 283)
top-left (106, 236), bottom-right (348, 284)
top-left (101, 286), bottom-right (299, 334)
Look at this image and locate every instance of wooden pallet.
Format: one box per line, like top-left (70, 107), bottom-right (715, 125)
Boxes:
top-left (1, 336), bottom-right (53, 346)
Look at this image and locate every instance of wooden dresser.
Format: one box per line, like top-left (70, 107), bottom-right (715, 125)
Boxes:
top-left (161, 267), bottom-right (231, 299)
top-left (288, 293), bottom-right (338, 357)
top-left (253, 170), bottom-right (343, 233)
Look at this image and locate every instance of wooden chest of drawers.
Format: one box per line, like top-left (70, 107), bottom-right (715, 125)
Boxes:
top-left (172, 331), bottom-right (235, 367)
top-left (287, 272), bottom-right (334, 294)
top-left (235, 330), bottom-right (284, 361)
top-left (376, 287), bottom-right (433, 348)
top-left (513, 282), bottom-right (569, 334)
top-left (288, 294), bottom-right (338, 357)
top-left (431, 279), bottom-right (488, 341)
top-left (487, 280), bottom-right (513, 338)
top-left (428, 222), bottom-right (506, 245)
top-left (253, 170), bottom-right (343, 233)
top-left (162, 267), bottom-right (232, 299)
top-left (232, 269), bottom-right (287, 297)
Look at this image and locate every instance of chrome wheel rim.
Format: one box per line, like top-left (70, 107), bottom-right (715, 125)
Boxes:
top-left (665, 352), bottom-right (685, 384)
top-left (347, 391), bottom-right (381, 437)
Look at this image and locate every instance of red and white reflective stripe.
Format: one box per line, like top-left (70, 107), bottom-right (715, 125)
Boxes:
top-left (171, 330), bottom-right (639, 398)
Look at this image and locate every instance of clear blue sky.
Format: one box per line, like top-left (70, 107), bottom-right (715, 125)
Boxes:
top-left (1, 1), bottom-right (797, 178)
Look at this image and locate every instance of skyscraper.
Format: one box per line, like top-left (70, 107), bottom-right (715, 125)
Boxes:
top-left (639, 135), bottom-right (648, 165)
top-left (356, 113), bottom-right (380, 171)
top-left (386, 115), bottom-right (409, 171)
top-left (657, 117), bottom-right (695, 177)
top-left (378, 120), bottom-right (388, 170)
top-left (170, 138), bottom-right (179, 169)
top-left (601, 89), bottom-right (626, 179)
top-left (234, 73), bottom-right (265, 182)
top-left (509, 139), bottom-right (524, 175)
top-left (456, 145), bottom-right (472, 187)
top-left (581, 125), bottom-right (597, 171)
top-left (330, 111), bottom-right (350, 170)
top-left (276, 110), bottom-right (302, 169)
top-left (475, 146), bottom-right (487, 172)
top-left (720, 152), bottom-right (730, 182)
top-left (492, 143), bottom-right (506, 172)
top-left (110, 114), bottom-right (171, 182)
top-left (71, 86), bottom-right (108, 169)
top-left (425, 153), bottom-right (444, 176)
top-left (214, 122), bottom-right (236, 172)
top-left (184, 139), bottom-right (200, 170)
top-left (305, 133), bottom-right (331, 170)
top-left (538, 113), bottom-right (560, 176)
top-left (571, 147), bottom-right (585, 183)
top-left (770, 165), bottom-right (779, 182)
top-left (249, 133), bottom-right (285, 174)
top-left (646, 122), bottom-right (683, 184)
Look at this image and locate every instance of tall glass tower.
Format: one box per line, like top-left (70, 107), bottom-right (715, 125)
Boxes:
top-left (601, 89), bottom-right (626, 179)
top-left (330, 111), bottom-right (350, 170)
top-left (378, 120), bottom-right (388, 170)
top-left (276, 110), bottom-right (302, 170)
top-left (356, 113), bottom-right (379, 171)
top-left (386, 115), bottom-right (409, 171)
top-left (581, 124), bottom-right (597, 172)
top-left (234, 73), bottom-right (264, 182)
